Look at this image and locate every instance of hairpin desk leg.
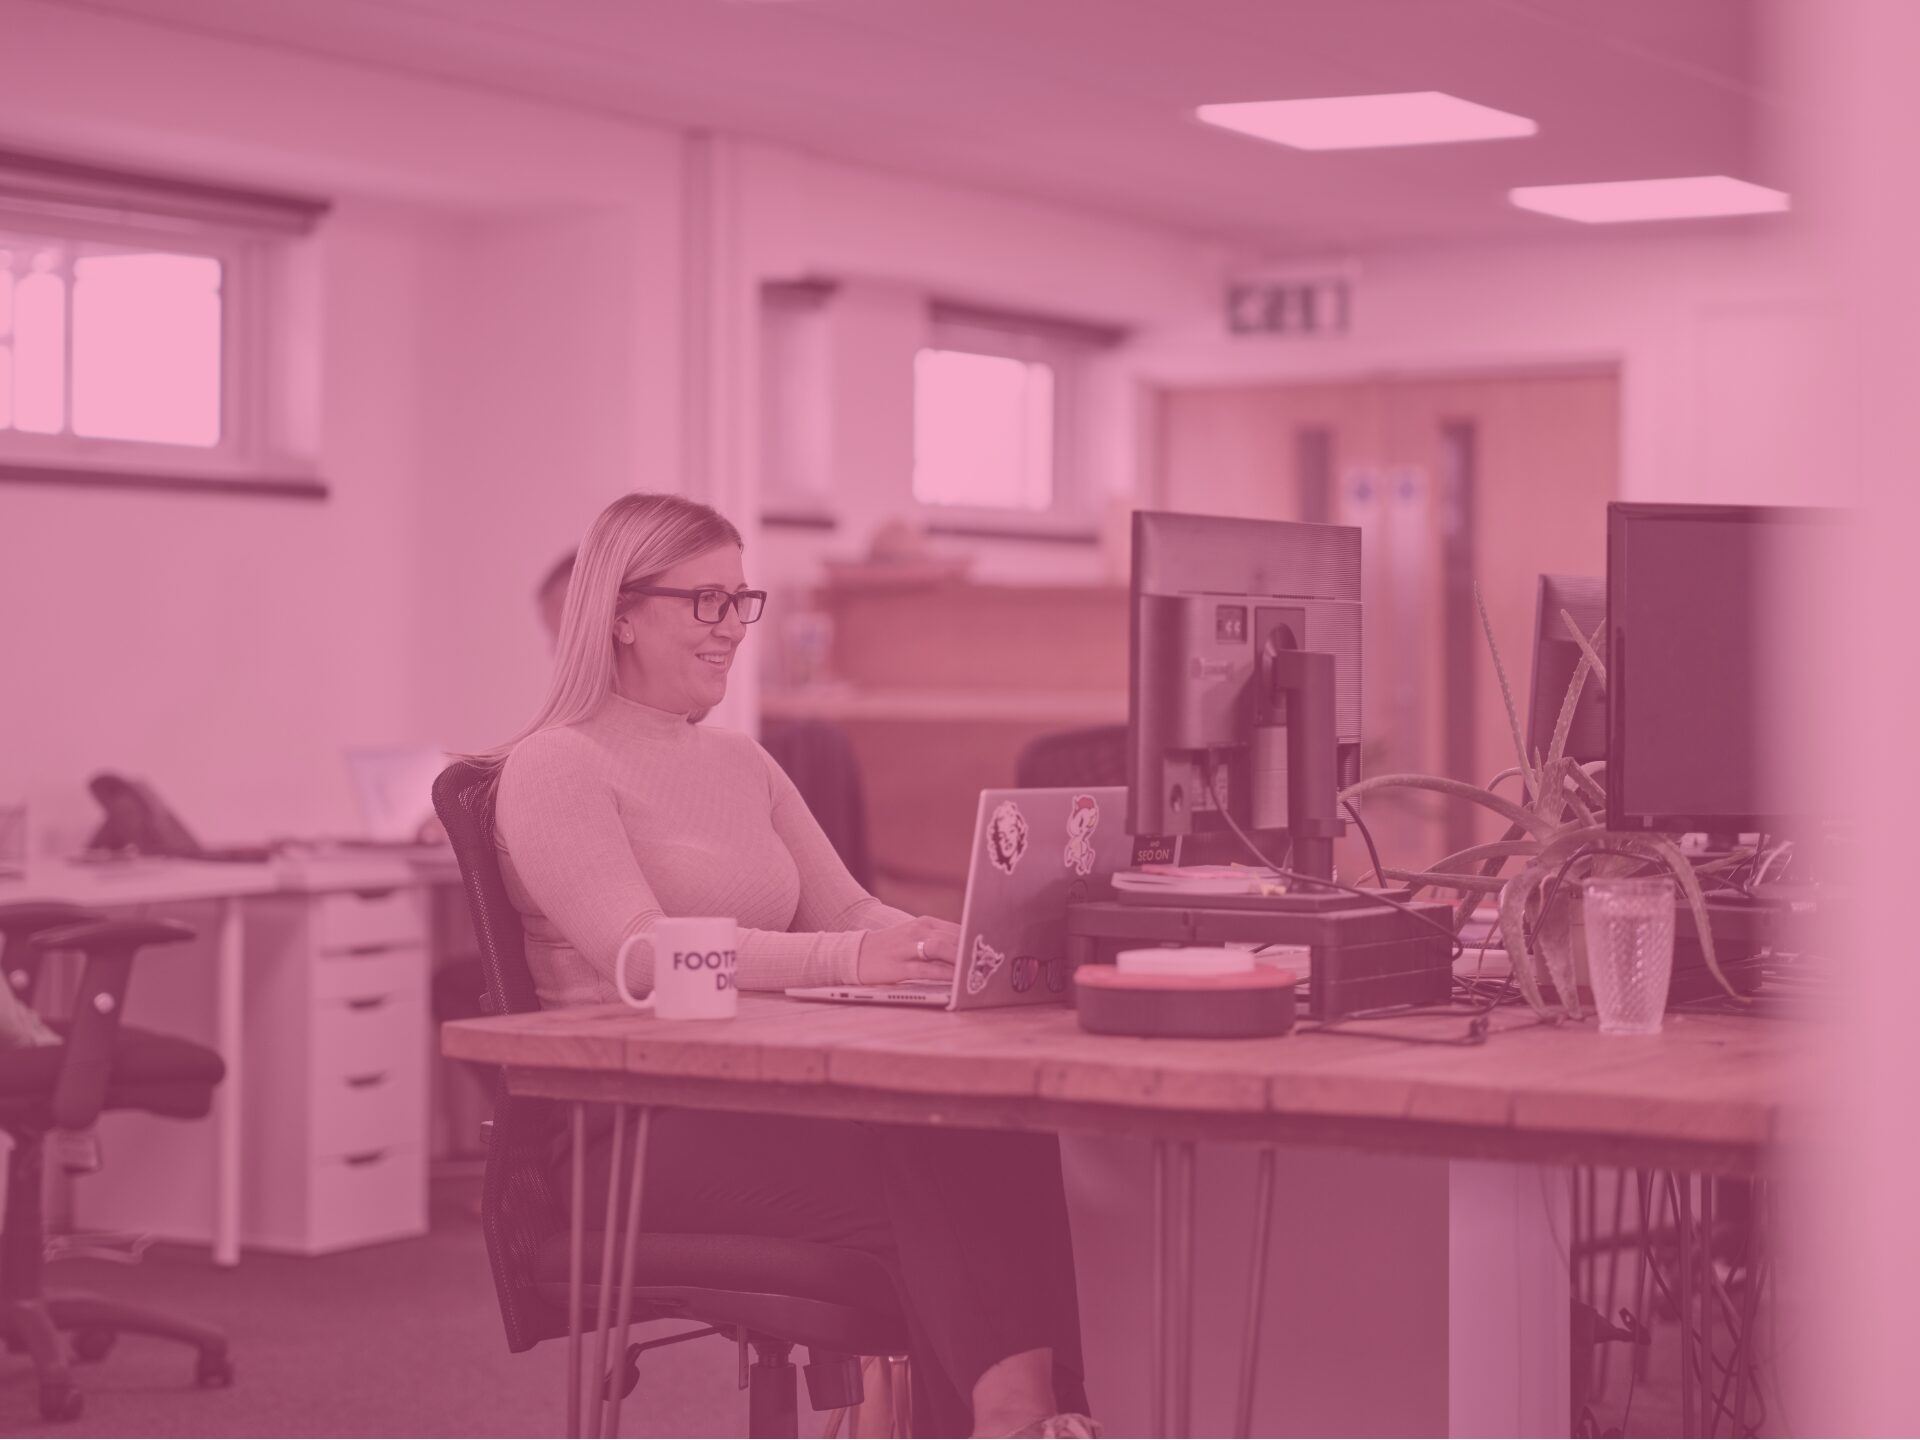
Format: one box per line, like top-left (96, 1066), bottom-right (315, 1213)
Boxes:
top-left (588, 1104), bottom-right (630, 1438)
top-left (1151, 1140), bottom-right (1168, 1439)
top-left (605, 1107), bottom-right (653, 1439)
top-left (568, 1103), bottom-right (586, 1439)
top-left (1174, 1141), bottom-right (1197, 1440)
top-left (1235, 1147), bottom-right (1277, 1438)
top-left (1676, 1173), bottom-right (1695, 1438)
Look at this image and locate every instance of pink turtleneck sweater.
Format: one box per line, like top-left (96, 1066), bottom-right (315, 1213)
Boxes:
top-left (495, 692), bottom-right (912, 1009)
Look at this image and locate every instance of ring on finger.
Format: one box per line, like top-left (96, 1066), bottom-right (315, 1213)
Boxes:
top-left (915, 938), bottom-right (927, 961)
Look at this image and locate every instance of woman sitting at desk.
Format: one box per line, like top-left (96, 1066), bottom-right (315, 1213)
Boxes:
top-left (480, 492), bottom-right (1094, 1439)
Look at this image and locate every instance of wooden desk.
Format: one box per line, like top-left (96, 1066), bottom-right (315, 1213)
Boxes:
top-left (445, 997), bottom-right (1804, 1436)
top-left (444, 997), bottom-right (1799, 1178)
top-left (2, 852), bottom-right (459, 1265)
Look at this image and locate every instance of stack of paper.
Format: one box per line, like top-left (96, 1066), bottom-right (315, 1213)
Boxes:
top-left (1111, 864), bottom-right (1288, 897)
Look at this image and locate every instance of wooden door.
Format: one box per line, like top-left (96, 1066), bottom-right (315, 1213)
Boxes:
top-left (1157, 368), bottom-right (1618, 881)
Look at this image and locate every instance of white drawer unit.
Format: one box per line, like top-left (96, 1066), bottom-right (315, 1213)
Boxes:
top-left (77, 875), bottom-right (434, 1257)
top-left (248, 888), bottom-right (432, 1254)
top-left (311, 886), bottom-right (429, 956)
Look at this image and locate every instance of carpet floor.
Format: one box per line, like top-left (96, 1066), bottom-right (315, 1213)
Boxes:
top-left (1, 1177), bottom-right (748, 1438)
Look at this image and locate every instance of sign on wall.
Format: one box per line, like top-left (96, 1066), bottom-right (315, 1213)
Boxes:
top-left (1225, 272), bottom-right (1352, 337)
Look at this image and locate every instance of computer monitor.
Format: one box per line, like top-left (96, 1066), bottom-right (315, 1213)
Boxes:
top-left (1606, 502), bottom-right (1844, 835)
top-left (1127, 510), bottom-right (1362, 879)
top-left (1525, 574), bottom-right (1607, 767)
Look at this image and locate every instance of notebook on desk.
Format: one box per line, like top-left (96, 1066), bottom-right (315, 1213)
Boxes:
top-left (788, 786), bottom-right (1128, 1011)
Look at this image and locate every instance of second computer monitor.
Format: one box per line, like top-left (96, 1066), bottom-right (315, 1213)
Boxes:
top-left (1525, 574), bottom-right (1607, 767)
top-left (1606, 501), bottom-right (1845, 836)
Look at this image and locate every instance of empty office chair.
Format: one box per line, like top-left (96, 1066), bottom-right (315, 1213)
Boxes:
top-left (0, 903), bottom-right (232, 1423)
top-left (1015, 724), bottom-right (1129, 790)
top-left (431, 762), bottom-right (909, 1437)
top-left (760, 718), bottom-right (875, 890)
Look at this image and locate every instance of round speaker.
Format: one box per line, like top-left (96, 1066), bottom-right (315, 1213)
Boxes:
top-left (1074, 965), bottom-right (1298, 1038)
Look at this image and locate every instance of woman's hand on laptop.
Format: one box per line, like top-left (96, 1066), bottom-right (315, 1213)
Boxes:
top-left (857, 917), bottom-right (960, 985)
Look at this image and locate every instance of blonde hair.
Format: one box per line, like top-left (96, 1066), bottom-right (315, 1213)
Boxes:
top-left (473, 492), bottom-right (743, 770)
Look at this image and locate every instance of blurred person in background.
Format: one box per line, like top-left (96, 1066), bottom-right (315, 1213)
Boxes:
top-left (537, 549), bottom-right (576, 649)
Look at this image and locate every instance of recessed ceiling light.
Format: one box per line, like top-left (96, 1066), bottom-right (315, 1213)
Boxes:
top-left (1509, 176), bottom-right (1791, 223)
top-left (1195, 92), bottom-right (1537, 151)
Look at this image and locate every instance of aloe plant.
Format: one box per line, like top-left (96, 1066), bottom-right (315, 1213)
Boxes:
top-left (1339, 586), bottom-right (1740, 1018)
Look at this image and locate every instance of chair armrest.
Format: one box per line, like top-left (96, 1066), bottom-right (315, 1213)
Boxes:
top-left (0, 902), bottom-right (105, 1003)
top-left (31, 919), bottom-right (196, 1129)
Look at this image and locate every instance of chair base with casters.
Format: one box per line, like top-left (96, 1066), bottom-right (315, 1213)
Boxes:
top-left (0, 904), bottom-right (234, 1423)
top-left (433, 761), bottom-right (912, 1437)
top-left (533, 1223), bottom-right (909, 1435)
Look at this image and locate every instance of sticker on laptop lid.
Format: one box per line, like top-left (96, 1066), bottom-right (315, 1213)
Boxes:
top-left (1064, 793), bottom-right (1101, 876)
top-left (985, 800), bottom-right (1029, 875)
top-left (966, 934), bottom-right (1007, 995)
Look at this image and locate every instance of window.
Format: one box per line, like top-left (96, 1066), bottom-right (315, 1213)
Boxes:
top-left (2, 237), bottom-right (223, 446)
top-left (909, 302), bottom-right (1122, 536)
top-left (0, 149), bottom-right (327, 494)
top-left (912, 348), bottom-right (1054, 511)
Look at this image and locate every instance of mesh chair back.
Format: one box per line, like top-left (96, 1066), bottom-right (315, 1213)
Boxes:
top-left (432, 762), bottom-right (539, 1019)
top-left (1014, 725), bottom-right (1129, 790)
top-left (431, 761), bottom-right (569, 1353)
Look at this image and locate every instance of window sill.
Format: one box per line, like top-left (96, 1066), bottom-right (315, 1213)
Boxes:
top-left (0, 459), bottom-right (328, 501)
top-left (762, 509), bottom-right (839, 531)
top-left (920, 510), bottom-right (1100, 545)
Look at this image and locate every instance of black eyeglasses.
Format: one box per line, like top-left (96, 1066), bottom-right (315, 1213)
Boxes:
top-left (623, 586), bottom-right (768, 625)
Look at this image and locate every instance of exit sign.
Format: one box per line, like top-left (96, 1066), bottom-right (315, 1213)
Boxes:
top-left (1226, 276), bottom-right (1351, 336)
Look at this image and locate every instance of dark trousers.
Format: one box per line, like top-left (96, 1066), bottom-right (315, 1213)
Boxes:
top-left (568, 1110), bottom-right (1088, 1437)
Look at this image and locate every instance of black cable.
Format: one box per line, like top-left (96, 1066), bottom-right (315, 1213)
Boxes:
top-left (1638, 1174), bottom-right (1761, 1438)
top-left (1340, 797), bottom-right (1387, 890)
top-left (1202, 759), bottom-right (1465, 962)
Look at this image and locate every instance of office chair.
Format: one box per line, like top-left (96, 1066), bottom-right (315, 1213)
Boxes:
top-left (0, 903), bottom-right (233, 1423)
top-left (1014, 725), bottom-right (1129, 790)
top-left (760, 718), bottom-right (876, 890)
top-left (431, 762), bottom-right (910, 1438)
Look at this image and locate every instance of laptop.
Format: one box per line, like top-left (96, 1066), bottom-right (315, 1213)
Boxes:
top-left (788, 786), bottom-right (1128, 1010)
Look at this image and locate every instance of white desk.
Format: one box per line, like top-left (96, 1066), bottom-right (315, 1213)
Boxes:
top-left (0, 851), bottom-right (457, 1265)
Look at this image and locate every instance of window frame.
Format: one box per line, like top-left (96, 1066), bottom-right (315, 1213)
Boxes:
top-left (912, 305), bottom-right (1116, 543)
top-left (0, 150), bottom-right (326, 499)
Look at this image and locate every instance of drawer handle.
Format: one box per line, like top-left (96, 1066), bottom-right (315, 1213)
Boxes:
top-left (341, 943), bottom-right (397, 958)
top-left (346, 996), bottom-right (390, 1013)
top-left (346, 1072), bottom-right (387, 1090)
top-left (351, 888), bottom-right (398, 901)
top-left (344, 1149), bottom-right (388, 1168)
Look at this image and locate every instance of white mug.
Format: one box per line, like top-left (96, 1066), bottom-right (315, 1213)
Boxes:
top-left (616, 917), bottom-right (738, 1020)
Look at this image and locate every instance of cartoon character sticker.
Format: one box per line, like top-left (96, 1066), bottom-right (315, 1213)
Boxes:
top-left (967, 935), bottom-right (1008, 995)
top-left (986, 800), bottom-right (1029, 875)
top-left (1063, 793), bottom-right (1101, 877)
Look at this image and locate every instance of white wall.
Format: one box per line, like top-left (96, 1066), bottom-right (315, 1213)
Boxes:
top-left (1140, 226), bottom-right (1839, 509)
top-left (736, 142), bottom-right (1222, 591)
top-left (0, 0), bottom-right (681, 848)
top-left (0, 0), bottom-right (1222, 847)
top-left (0, 0), bottom-right (1839, 855)
top-left (410, 205), bottom-right (685, 757)
top-left (0, 203), bottom-right (433, 848)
